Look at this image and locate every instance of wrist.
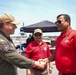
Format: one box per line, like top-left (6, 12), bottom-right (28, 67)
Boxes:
top-left (34, 61), bottom-right (37, 66)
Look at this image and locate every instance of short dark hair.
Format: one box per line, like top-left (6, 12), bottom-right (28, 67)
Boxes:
top-left (57, 14), bottom-right (71, 25)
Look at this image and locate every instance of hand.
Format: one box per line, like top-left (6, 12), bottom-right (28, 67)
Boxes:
top-left (42, 67), bottom-right (53, 75)
top-left (49, 66), bottom-right (53, 73)
top-left (34, 61), bottom-right (46, 69)
top-left (42, 58), bottom-right (49, 63)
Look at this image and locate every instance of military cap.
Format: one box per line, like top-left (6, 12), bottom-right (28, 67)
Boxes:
top-left (0, 14), bottom-right (20, 25)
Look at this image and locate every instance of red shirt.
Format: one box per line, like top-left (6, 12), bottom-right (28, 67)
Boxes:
top-left (55, 28), bottom-right (76, 73)
top-left (25, 40), bottom-right (51, 70)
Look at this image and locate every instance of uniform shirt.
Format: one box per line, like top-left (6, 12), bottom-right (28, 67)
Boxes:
top-left (55, 28), bottom-right (76, 73)
top-left (25, 40), bottom-right (51, 70)
top-left (0, 31), bottom-right (34, 75)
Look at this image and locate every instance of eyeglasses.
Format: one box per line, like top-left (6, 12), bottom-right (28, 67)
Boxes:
top-left (35, 33), bottom-right (42, 36)
top-left (55, 20), bottom-right (62, 24)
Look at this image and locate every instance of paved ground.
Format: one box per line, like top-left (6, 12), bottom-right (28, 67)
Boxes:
top-left (17, 62), bottom-right (58, 75)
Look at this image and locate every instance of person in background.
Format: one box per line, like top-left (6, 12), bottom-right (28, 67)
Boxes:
top-left (0, 14), bottom-right (45, 75)
top-left (26, 35), bottom-right (32, 45)
top-left (26, 34), bottom-right (34, 47)
top-left (25, 28), bottom-right (52, 75)
top-left (30, 33), bottom-right (34, 42)
top-left (50, 39), bottom-right (56, 55)
top-left (43, 14), bottom-right (76, 75)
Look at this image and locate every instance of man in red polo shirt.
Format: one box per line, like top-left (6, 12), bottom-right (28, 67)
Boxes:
top-left (43, 14), bottom-right (76, 75)
top-left (25, 28), bottom-right (52, 75)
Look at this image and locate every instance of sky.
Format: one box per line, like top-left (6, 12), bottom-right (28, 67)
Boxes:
top-left (0, 0), bottom-right (76, 36)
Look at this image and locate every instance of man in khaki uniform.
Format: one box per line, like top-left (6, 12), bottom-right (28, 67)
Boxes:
top-left (0, 14), bottom-right (45, 75)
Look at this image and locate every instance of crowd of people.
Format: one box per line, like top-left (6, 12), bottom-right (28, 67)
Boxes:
top-left (0, 13), bottom-right (76, 75)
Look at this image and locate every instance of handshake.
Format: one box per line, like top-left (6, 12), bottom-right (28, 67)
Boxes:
top-left (35, 59), bottom-right (47, 69)
top-left (34, 59), bottom-right (46, 69)
top-left (34, 58), bottom-right (53, 74)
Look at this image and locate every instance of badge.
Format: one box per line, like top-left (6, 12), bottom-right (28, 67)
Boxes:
top-left (3, 45), bottom-right (9, 52)
top-left (64, 39), bottom-right (69, 43)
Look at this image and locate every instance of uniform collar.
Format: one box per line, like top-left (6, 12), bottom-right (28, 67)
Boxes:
top-left (60, 27), bottom-right (72, 37)
top-left (0, 30), bottom-right (12, 42)
top-left (33, 40), bottom-right (44, 45)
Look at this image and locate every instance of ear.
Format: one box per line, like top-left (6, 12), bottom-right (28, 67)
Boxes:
top-left (4, 23), bottom-right (8, 26)
top-left (4, 23), bottom-right (6, 25)
top-left (67, 20), bottom-right (70, 25)
top-left (67, 20), bottom-right (70, 23)
top-left (4, 23), bottom-right (8, 28)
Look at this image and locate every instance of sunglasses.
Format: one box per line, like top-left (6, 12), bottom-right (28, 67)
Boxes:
top-left (35, 33), bottom-right (42, 36)
top-left (55, 20), bottom-right (62, 24)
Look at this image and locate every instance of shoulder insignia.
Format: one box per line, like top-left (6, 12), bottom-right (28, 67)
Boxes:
top-left (2, 44), bottom-right (9, 52)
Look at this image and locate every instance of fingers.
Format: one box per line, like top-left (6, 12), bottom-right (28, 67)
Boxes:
top-left (49, 67), bottom-right (53, 73)
top-left (38, 58), bottom-right (49, 63)
top-left (34, 61), bottom-right (46, 69)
